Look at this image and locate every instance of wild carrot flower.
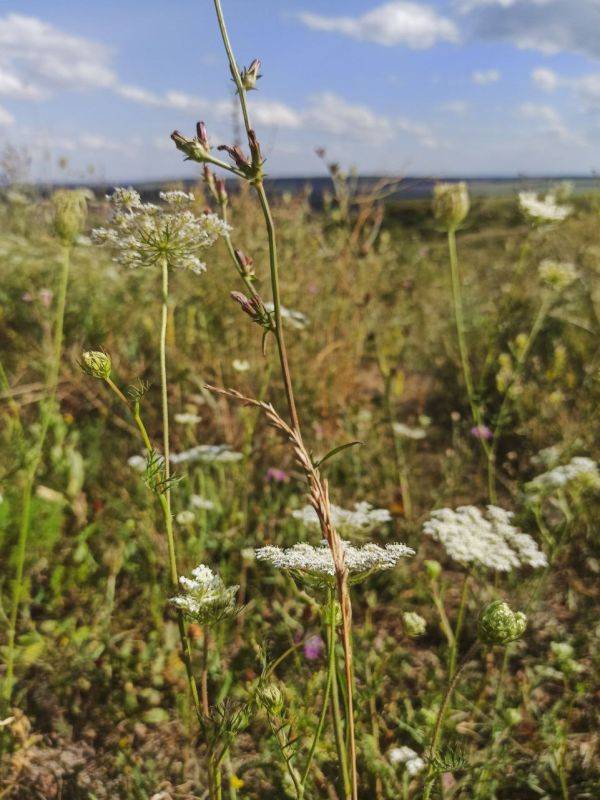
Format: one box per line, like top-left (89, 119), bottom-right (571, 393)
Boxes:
top-left (255, 539), bottom-right (413, 587)
top-left (263, 302), bottom-right (308, 330)
top-left (170, 564), bottom-right (238, 626)
top-left (403, 611), bottom-right (427, 637)
top-left (169, 444), bottom-right (243, 464)
top-left (423, 505), bottom-right (547, 571)
top-left (432, 182), bottom-right (470, 231)
top-left (525, 456), bottom-right (599, 496)
top-left (174, 412), bottom-right (202, 425)
top-left (190, 494), bottom-right (215, 510)
top-left (538, 259), bottom-right (578, 291)
top-left (478, 600), bottom-right (527, 645)
top-left (518, 191), bottom-right (572, 222)
top-left (392, 422), bottom-right (427, 440)
top-left (292, 501), bottom-right (392, 536)
top-left (92, 187), bottom-right (230, 274)
top-left (388, 746), bottom-right (425, 776)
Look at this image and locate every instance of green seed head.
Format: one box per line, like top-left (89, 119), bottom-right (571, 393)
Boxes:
top-left (424, 559), bottom-right (442, 580)
top-left (80, 350), bottom-right (112, 380)
top-left (403, 611), bottom-right (427, 637)
top-left (478, 600), bottom-right (527, 646)
top-left (432, 182), bottom-right (470, 231)
top-left (256, 683), bottom-right (284, 716)
top-left (51, 189), bottom-right (88, 244)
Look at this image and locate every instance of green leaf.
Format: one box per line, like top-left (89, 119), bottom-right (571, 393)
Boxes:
top-left (313, 440), bottom-right (363, 469)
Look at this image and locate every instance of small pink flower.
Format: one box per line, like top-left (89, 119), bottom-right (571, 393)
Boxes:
top-left (470, 424), bottom-right (492, 440)
top-left (22, 292), bottom-right (33, 302)
top-left (266, 467), bottom-right (289, 483)
top-left (39, 289), bottom-right (53, 308)
top-left (303, 634), bottom-right (325, 661)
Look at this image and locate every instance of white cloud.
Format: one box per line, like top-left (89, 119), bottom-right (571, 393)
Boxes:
top-left (0, 13), bottom-right (115, 95)
top-left (519, 102), bottom-right (584, 145)
top-left (303, 92), bottom-right (394, 142)
top-left (0, 68), bottom-right (42, 100)
top-left (299, 2), bottom-right (459, 48)
top-left (472, 68), bottom-right (500, 84)
top-left (0, 104), bottom-right (14, 126)
top-left (441, 99), bottom-right (469, 114)
top-left (531, 66), bottom-right (600, 110)
top-left (397, 117), bottom-right (438, 147)
top-left (531, 67), bottom-right (559, 91)
top-left (116, 84), bottom-right (162, 106)
top-left (250, 99), bottom-right (302, 129)
top-left (459, 1), bottom-right (600, 60)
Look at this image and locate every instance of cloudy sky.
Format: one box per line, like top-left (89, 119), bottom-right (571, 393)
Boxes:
top-left (2, 1), bottom-right (600, 181)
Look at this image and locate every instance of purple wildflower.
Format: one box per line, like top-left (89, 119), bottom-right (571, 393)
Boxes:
top-left (266, 467), bottom-right (289, 483)
top-left (303, 634), bottom-right (325, 661)
top-left (471, 424), bottom-right (492, 440)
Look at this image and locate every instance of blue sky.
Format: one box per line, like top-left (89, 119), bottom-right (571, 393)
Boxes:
top-left (2, 1), bottom-right (600, 181)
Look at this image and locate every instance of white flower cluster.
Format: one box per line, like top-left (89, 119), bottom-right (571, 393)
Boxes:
top-left (292, 501), bottom-right (392, 536)
top-left (423, 505), bottom-right (547, 571)
top-left (264, 302), bottom-right (308, 330)
top-left (392, 422), bottom-right (427, 440)
top-left (538, 259), bottom-right (578, 291)
top-left (92, 187), bottom-right (230, 274)
top-left (191, 494), bottom-right (215, 510)
top-left (519, 191), bottom-right (572, 222)
top-left (170, 564), bottom-right (238, 625)
top-left (525, 457), bottom-right (599, 496)
top-left (255, 538), bottom-right (414, 586)
top-left (388, 746), bottom-right (425, 776)
top-left (170, 444), bottom-right (243, 465)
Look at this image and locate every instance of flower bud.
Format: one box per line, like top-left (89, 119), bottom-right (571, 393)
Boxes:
top-left (234, 249), bottom-right (254, 278)
top-left (256, 683), bottom-right (284, 715)
top-left (80, 350), bottom-right (112, 380)
top-left (196, 121), bottom-right (210, 151)
top-left (424, 559), bottom-right (442, 580)
top-left (432, 182), bottom-right (470, 231)
top-left (403, 611), bottom-right (426, 637)
top-left (171, 130), bottom-right (210, 162)
top-left (51, 189), bottom-right (87, 244)
top-left (240, 58), bottom-right (262, 91)
top-left (478, 600), bottom-right (527, 646)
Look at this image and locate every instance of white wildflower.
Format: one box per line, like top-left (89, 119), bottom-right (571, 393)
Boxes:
top-left (232, 358), bottom-right (250, 372)
top-left (176, 510), bottom-right (195, 525)
top-left (174, 412), bottom-right (202, 425)
top-left (190, 494), bottom-right (215, 511)
top-left (170, 564), bottom-right (238, 626)
top-left (538, 259), bottom-right (578, 291)
top-left (392, 422), bottom-right (427, 440)
top-left (170, 444), bottom-right (243, 465)
top-left (92, 186), bottom-right (230, 273)
top-left (423, 505), bottom-right (547, 571)
top-left (255, 538), bottom-right (414, 586)
top-left (293, 501), bottom-right (392, 536)
top-left (519, 191), bottom-right (572, 222)
top-left (127, 454), bottom-right (146, 472)
top-left (388, 746), bottom-right (425, 776)
top-left (264, 302), bottom-right (308, 330)
top-left (525, 457), bottom-right (599, 496)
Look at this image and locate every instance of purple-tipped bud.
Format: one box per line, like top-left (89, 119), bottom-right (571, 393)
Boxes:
top-left (234, 249), bottom-right (253, 271)
top-left (218, 144), bottom-right (250, 170)
top-left (196, 121), bottom-right (210, 150)
top-left (231, 290), bottom-right (255, 315)
top-left (215, 177), bottom-right (228, 205)
top-left (247, 129), bottom-right (262, 165)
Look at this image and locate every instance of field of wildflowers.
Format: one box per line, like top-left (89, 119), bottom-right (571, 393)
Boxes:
top-left (1, 3), bottom-right (600, 798)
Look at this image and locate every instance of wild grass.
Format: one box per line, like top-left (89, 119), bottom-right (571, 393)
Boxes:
top-left (1, 6), bottom-right (600, 797)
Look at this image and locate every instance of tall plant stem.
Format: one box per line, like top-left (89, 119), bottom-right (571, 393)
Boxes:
top-left (448, 572), bottom-right (470, 679)
top-left (331, 656), bottom-right (351, 799)
top-left (487, 294), bottom-right (553, 494)
top-left (447, 229), bottom-right (494, 496)
top-left (301, 592), bottom-right (337, 788)
top-left (3, 243), bottom-right (71, 705)
top-left (422, 641), bottom-right (479, 800)
top-left (210, 3), bottom-right (357, 796)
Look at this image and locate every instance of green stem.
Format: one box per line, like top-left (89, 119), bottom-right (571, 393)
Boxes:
top-left (447, 229), bottom-right (493, 492)
top-left (301, 592), bottom-right (336, 787)
top-left (3, 243), bottom-right (71, 705)
top-left (448, 572), bottom-right (470, 679)
top-left (422, 641), bottom-right (479, 800)
top-left (331, 663), bottom-right (351, 799)
top-left (488, 294), bottom-right (554, 495)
